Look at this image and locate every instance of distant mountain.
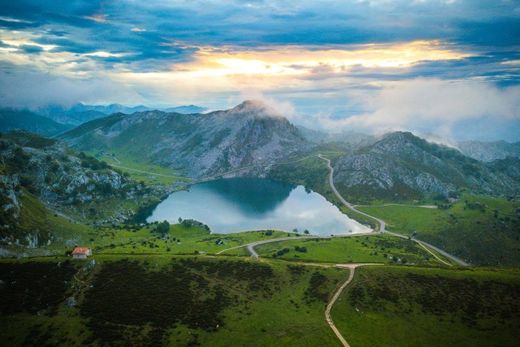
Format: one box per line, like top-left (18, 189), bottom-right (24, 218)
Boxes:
top-left (487, 157), bottom-right (520, 181)
top-left (36, 103), bottom-right (208, 126)
top-left (332, 132), bottom-right (519, 201)
top-left (60, 100), bottom-right (307, 178)
top-left (0, 108), bottom-right (72, 136)
top-left (296, 126), bottom-right (376, 148)
top-left (327, 130), bottom-right (377, 147)
top-left (296, 126), bottom-right (329, 143)
top-left (163, 105), bottom-right (207, 114)
top-left (458, 140), bottom-right (520, 162)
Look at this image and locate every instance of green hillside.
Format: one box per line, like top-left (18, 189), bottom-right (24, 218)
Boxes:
top-left (0, 109), bottom-right (71, 136)
top-left (358, 195), bottom-right (520, 266)
top-left (332, 266), bottom-right (520, 347)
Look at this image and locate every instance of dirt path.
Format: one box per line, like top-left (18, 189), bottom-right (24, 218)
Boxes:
top-left (416, 241), bottom-right (452, 267)
top-left (108, 163), bottom-right (182, 178)
top-left (326, 263), bottom-right (383, 347)
top-left (355, 203), bottom-right (438, 209)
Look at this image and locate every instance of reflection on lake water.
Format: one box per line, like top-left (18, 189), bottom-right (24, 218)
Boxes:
top-left (147, 177), bottom-right (371, 236)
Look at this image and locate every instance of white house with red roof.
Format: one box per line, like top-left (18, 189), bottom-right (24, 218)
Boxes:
top-left (72, 247), bottom-right (92, 259)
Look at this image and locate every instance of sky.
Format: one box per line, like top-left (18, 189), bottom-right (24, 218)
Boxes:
top-left (0, 0), bottom-right (519, 141)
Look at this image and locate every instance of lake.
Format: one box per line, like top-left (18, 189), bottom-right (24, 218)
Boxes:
top-left (147, 177), bottom-right (371, 236)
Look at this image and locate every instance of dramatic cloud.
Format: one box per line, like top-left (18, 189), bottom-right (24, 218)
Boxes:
top-left (0, 0), bottom-right (518, 140)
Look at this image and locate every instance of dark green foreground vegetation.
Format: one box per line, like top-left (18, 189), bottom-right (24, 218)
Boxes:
top-left (0, 257), bottom-right (344, 346)
top-left (333, 266), bottom-right (520, 347)
top-left (1, 256), bottom-right (519, 346)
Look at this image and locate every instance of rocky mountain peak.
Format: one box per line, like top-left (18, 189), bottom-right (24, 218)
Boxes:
top-left (380, 131), bottom-right (418, 144)
top-left (229, 100), bottom-right (282, 119)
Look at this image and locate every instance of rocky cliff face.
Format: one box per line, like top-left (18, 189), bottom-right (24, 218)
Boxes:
top-left (332, 132), bottom-right (520, 200)
top-left (61, 100), bottom-right (308, 178)
top-left (0, 132), bottom-right (160, 246)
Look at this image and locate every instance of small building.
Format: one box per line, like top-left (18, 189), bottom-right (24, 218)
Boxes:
top-left (72, 247), bottom-right (92, 259)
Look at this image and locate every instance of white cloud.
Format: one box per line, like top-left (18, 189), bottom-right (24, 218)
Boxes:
top-left (0, 69), bottom-right (142, 108)
top-left (237, 90), bottom-right (297, 118)
top-left (322, 78), bottom-right (520, 136)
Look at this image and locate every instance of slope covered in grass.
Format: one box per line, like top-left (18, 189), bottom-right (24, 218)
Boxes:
top-left (332, 266), bottom-right (520, 347)
top-left (0, 256), bottom-right (346, 346)
top-left (358, 195), bottom-right (520, 266)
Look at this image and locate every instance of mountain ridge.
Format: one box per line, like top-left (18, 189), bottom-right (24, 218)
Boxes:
top-left (332, 131), bottom-right (519, 201)
top-left (60, 100), bottom-right (307, 178)
top-left (0, 108), bottom-right (72, 136)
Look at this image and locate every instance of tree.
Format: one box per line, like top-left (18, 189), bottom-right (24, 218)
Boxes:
top-left (304, 229), bottom-right (309, 235)
top-left (155, 221), bottom-right (170, 236)
top-left (178, 217), bottom-right (183, 223)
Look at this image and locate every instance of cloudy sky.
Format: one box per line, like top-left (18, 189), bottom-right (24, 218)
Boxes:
top-left (0, 0), bottom-right (519, 141)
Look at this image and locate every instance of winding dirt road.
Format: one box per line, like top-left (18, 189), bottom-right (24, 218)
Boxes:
top-left (326, 264), bottom-right (383, 347)
top-left (318, 155), bottom-right (386, 232)
top-left (318, 154), bottom-right (469, 267)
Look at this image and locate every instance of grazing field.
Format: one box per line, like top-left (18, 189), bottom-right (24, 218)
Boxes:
top-left (357, 195), bottom-right (520, 266)
top-left (254, 234), bottom-right (443, 266)
top-left (331, 266), bottom-right (520, 347)
top-left (0, 256), bottom-right (346, 346)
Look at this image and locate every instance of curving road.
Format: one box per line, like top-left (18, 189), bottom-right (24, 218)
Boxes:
top-left (318, 155), bottom-right (386, 232)
top-left (217, 231), bottom-right (377, 258)
top-left (245, 236), bottom-right (322, 258)
top-left (318, 154), bottom-right (469, 267)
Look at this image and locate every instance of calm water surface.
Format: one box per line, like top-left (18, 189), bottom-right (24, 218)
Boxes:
top-left (147, 177), bottom-right (370, 236)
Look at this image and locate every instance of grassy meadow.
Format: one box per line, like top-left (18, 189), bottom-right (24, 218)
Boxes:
top-left (357, 194), bottom-right (520, 266)
top-left (332, 266), bottom-right (520, 347)
top-left (254, 234), bottom-right (444, 266)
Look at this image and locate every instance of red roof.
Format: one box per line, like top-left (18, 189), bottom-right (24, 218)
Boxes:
top-left (72, 247), bottom-right (90, 255)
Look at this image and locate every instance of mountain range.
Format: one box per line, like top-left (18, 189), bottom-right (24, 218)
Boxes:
top-left (36, 103), bottom-right (208, 126)
top-left (0, 108), bottom-right (72, 136)
top-left (56, 100), bottom-right (520, 201)
top-left (60, 100), bottom-right (307, 178)
top-left (1, 100), bottom-right (519, 202)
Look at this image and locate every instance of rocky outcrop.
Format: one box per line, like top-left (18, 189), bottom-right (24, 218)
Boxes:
top-left (332, 132), bottom-right (520, 200)
top-left (0, 132), bottom-right (162, 246)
